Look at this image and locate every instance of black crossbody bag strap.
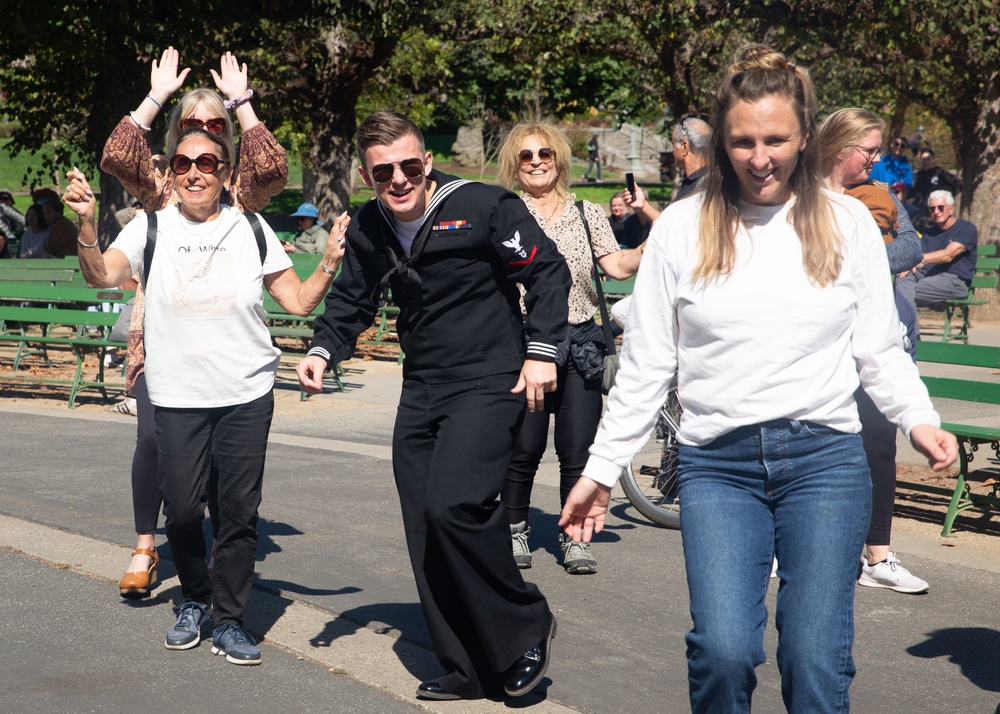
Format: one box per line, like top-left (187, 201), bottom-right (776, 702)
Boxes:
top-left (576, 200), bottom-right (616, 356)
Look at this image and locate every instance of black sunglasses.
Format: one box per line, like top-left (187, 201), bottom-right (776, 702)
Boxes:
top-left (169, 153), bottom-right (228, 176)
top-left (518, 147), bottom-right (556, 164)
top-left (369, 158), bottom-right (425, 184)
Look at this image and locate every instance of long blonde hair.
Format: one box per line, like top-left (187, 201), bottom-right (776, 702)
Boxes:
top-left (696, 44), bottom-right (841, 287)
top-left (165, 88), bottom-right (235, 157)
top-left (497, 122), bottom-right (572, 195)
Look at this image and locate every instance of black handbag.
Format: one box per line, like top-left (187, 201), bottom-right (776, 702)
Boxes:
top-left (576, 201), bottom-right (619, 395)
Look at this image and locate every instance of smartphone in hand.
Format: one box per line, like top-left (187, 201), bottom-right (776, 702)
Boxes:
top-left (625, 172), bottom-right (636, 196)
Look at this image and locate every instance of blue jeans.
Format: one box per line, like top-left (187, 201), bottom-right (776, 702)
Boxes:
top-left (677, 420), bottom-right (871, 713)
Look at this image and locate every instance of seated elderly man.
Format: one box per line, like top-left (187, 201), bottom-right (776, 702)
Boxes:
top-left (897, 190), bottom-right (978, 311)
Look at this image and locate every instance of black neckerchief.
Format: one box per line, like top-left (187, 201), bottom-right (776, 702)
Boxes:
top-left (373, 171), bottom-right (471, 307)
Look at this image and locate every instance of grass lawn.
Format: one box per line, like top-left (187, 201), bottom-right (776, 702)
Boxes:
top-left (0, 139), bottom-right (86, 198)
top-left (0, 132), bottom-right (670, 216)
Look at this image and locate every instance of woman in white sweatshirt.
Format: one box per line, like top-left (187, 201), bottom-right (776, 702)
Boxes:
top-left (559, 45), bottom-right (957, 713)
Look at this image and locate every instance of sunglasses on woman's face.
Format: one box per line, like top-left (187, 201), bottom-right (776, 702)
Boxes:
top-left (180, 117), bottom-right (226, 134)
top-left (518, 147), bottom-right (555, 164)
top-left (368, 158), bottom-right (425, 184)
top-left (169, 153), bottom-right (228, 176)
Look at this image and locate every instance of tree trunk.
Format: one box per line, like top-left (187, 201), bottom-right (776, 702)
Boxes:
top-left (963, 71), bottom-right (1000, 321)
top-left (308, 99), bottom-right (359, 219)
top-left (97, 171), bottom-right (130, 249)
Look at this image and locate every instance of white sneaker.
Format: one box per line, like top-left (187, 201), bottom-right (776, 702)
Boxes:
top-left (109, 397), bottom-right (138, 417)
top-left (858, 552), bottom-right (929, 594)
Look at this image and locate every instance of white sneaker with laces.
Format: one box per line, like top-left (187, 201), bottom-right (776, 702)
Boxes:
top-left (858, 552), bottom-right (929, 594)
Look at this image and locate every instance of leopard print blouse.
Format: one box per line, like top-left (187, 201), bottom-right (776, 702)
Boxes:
top-left (520, 193), bottom-right (620, 325)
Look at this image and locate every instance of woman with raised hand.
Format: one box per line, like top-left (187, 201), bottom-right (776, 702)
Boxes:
top-left (101, 47), bottom-right (289, 599)
top-left (496, 122), bottom-right (644, 574)
top-left (65, 127), bottom-right (346, 665)
top-left (560, 45), bottom-right (956, 711)
top-left (818, 107), bottom-right (929, 595)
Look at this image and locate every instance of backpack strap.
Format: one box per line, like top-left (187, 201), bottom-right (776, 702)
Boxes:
top-left (141, 210), bottom-right (268, 290)
top-left (244, 212), bottom-right (268, 265)
top-left (141, 213), bottom-right (157, 290)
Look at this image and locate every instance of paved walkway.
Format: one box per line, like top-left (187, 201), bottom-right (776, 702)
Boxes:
top-left (1, 327), bottom-right (999, 713)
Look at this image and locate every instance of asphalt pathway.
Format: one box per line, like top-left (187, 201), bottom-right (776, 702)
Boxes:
top-left (2, 341), bottom-right (1000, 713)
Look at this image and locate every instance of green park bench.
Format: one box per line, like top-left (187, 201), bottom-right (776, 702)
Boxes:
top-left (921, 245), bottom-right (999, 344)
top-left (0, 283), bottom-right (134, 407)
top-left (600, 276), bottom-right (635, 306)
top-left (895, 341), bottom-right (1000, 536)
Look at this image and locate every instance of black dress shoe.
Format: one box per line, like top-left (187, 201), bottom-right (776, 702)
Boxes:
top-left (504, 616), bottom-right (557, 697)
top-left (416, 679), bottom-right (462, 700)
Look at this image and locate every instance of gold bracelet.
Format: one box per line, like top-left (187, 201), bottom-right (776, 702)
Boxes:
top-left (320, 261), bottom-right (336, 275)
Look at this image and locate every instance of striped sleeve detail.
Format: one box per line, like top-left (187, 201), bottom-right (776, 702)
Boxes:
top-left (306, 346), bottom-right (332, 366)
top-left (526, 341), bottom-right (558, 362)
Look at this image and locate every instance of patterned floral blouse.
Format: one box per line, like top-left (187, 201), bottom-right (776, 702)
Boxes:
top-left (520, 193), bottom-right (620, 325)
top-left (101, 116), bottom-right (289, 389)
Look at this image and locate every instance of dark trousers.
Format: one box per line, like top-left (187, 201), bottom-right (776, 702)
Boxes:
top-left (392, 373), bottom-right (553, 699)
top-left (855, 387), bottom-right (897, 546)
top-left (132, 372), bottom-right (219, 538)
top-left (503, 363), bottom-right (603, 522)
top-left (131, 373), bottom-right (160, 534)
top-left (154, 391), bottom-right (274, 627)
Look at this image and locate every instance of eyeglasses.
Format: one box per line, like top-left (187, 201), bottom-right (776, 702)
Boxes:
top-left (928, 205), bottom-right (949, 213)
top-left (169, 153), bottom-right (228, 175)
top-left (368, 158), bottom-right (425, 184)
top-left (180, 117), bottom-right (227, 134)
top-left (853, 144), bottom-right (885, 160)
top-left (518, 148), bottom-right (556, 164)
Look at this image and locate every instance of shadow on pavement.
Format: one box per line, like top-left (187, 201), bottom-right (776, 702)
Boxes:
top-left (907, 627), bottom-right (1000, 692)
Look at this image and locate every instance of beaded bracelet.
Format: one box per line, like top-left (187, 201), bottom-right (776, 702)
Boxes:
top-left (146, 93), bottom-right (165, 110)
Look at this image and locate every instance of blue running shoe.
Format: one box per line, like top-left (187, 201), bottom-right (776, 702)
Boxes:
top-left (211, 623), bottom-right (262, 665)
top-left (165, 601), bottom-right (211, 650)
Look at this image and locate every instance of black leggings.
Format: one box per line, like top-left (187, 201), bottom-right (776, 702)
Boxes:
top-left (856, 386), bottom-right (897, 547)
top-left (502, 362), bottom-right (603, 524)
top-left (131, 373), bottom-right (160, 535)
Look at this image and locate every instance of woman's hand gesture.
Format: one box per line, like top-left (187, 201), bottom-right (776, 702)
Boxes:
top-left (62, 168), bottom-right (96, 223)
top-left (149, 47), bottom-right (190, 101)
top-left (211, 52), bottom-right (249, 102)
top-left (321, 211), bottom-right (350, 268)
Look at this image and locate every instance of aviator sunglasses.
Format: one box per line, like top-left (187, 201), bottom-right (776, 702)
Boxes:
top-left (369, 158), bottom-right (425, 184)
top-left (169, 153), bottom-right (228, 175)
top-left (179, 117), bottom-right (227, 134)
top-left (518, 147), bottom-right (555, 164)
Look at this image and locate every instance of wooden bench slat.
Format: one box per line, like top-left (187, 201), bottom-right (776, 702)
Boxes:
top-left (916, 342), bottom-right (1000, 368)
top-left (939, 422), bottom-right (1000, 441)
top-left (921, 376), bottom-right (1000, 404)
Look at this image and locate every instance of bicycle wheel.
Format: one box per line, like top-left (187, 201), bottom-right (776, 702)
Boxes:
top-left (621, 388), bottom-right (682, 529)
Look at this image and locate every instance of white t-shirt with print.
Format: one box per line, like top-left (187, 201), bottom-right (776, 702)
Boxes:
top-left (110, 204), bottom-right (293, 408)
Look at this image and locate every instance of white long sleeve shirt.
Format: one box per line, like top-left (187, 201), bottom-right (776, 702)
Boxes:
top-left (585, 190), bottom-right (940, 488)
